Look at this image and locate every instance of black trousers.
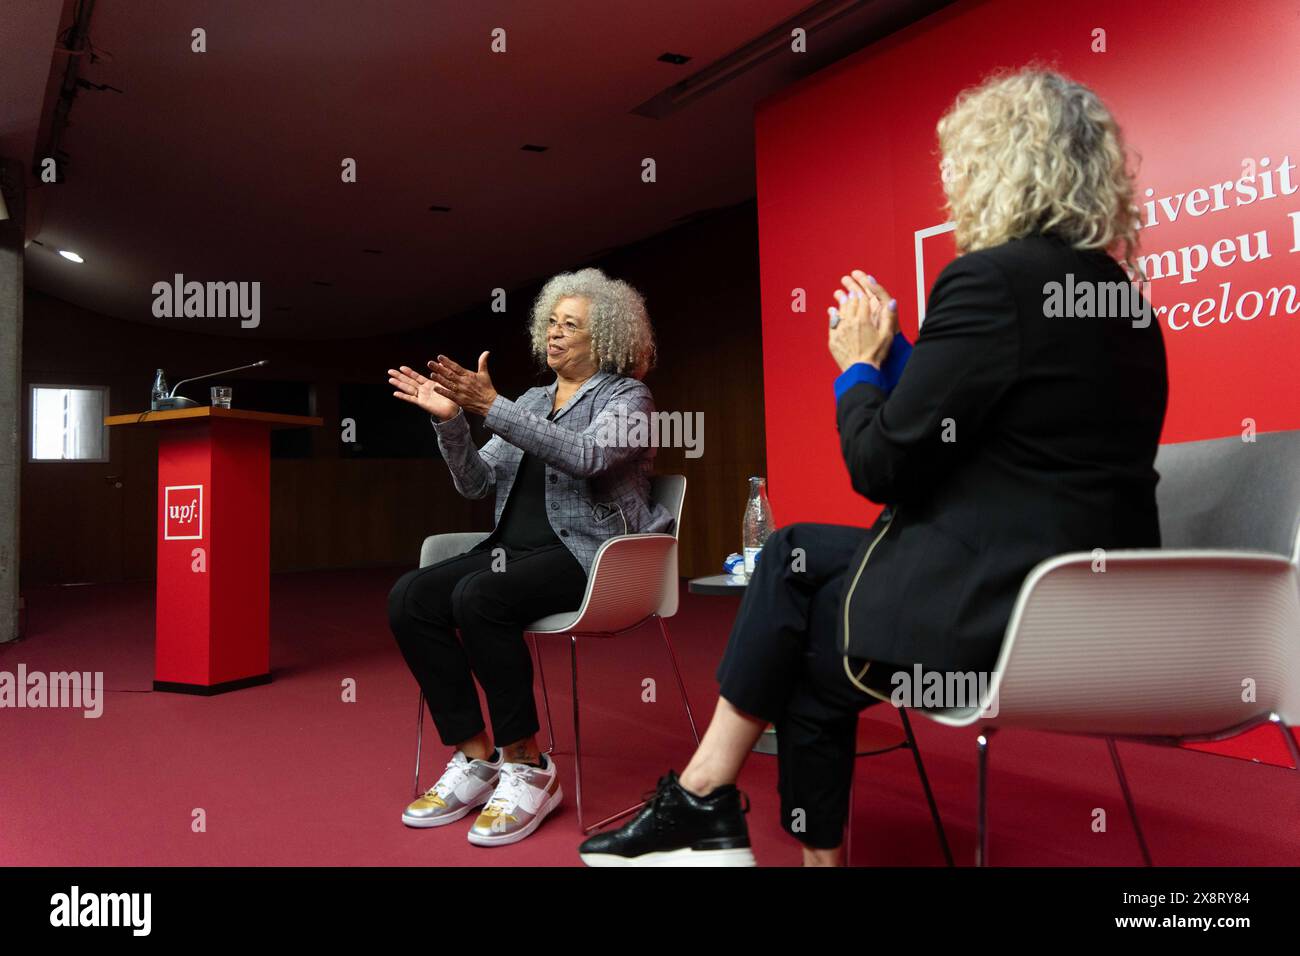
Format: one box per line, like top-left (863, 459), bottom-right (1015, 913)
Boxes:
top-left (388, 540), bottom-right (588, 748)
top-left (716, 522), bottom-right (903, 850)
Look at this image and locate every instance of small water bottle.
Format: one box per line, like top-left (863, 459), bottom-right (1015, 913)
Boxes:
top-left (151, 369), bottom-right (168, 407)
top-left (742, 476), bottom-right (775, 576)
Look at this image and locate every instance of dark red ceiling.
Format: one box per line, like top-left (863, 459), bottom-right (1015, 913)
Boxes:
top-left (5, 0), bottom-right (952, 338)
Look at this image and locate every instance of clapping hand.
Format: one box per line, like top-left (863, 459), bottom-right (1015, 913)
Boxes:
top-left (424, 351), bottom-right (500, 417)
top-left (828, 270), bottom-right (897, 372)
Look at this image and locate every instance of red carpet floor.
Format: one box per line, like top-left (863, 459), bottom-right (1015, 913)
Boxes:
top-left (2, 568), bottom-right (1297, 866)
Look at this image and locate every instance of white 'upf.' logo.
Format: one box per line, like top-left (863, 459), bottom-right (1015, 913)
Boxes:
top-left (164, 484), bottom-right (204, 540)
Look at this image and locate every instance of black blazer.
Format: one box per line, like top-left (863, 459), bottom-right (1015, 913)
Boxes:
top-left (835, 232), bottom-right (1168, 673)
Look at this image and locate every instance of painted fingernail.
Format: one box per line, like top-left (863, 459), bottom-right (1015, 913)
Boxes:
top-left (829, 308), bottom-right (841, 329)
top-left (865, 274), bottom-right (876, 284)
top-left (888, 299), bottom-right (898, 311)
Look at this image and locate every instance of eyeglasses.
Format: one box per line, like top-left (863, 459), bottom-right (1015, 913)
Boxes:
top-left (547, 317), bottom-right (587, 338)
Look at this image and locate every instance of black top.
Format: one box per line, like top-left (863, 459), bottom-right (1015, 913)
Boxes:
top-left (490, 410), bottom-right (562, 551)
top-left (835, 232), bottom-right (1168, 672)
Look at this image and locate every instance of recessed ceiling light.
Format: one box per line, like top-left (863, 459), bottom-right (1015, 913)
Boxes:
top-left (58, 250), bottom-right (84, 263)
top-left (657, 52), bottom-right (691, 65)
top-left (521, 144), bottom-right (549, 152)
top-left (428, 204), bottom-right (452, 213)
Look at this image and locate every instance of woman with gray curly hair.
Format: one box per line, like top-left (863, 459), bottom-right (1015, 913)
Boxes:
top-left (384, 267), bottom-right (672, 848)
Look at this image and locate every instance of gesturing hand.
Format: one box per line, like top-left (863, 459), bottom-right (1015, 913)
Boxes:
top-left (828, 269), bottom-right (897, 372)
top-left (389, 365), bottom-right (460, 420)
top-left (425, 351), bottom-right (500, 418)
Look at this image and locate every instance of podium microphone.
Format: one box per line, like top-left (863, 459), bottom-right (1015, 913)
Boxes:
top-left (152, 360), bottom-right (269, 410)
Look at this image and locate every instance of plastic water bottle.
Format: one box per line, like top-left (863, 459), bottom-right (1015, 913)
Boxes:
top-left (742, 476), bottom-right (775, 576)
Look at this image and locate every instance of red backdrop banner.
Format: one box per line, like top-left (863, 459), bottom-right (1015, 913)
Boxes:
top-left (755, 0), bottom-right (1300, 527)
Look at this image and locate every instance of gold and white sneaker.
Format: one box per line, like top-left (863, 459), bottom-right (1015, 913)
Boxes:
top-left (467, 754), bottom-right (563, 846)
top-left (402, 749), bottom-right (503, 828)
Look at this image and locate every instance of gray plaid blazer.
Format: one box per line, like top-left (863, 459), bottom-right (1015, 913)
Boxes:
top-left (431, 370), bottom-right (674, 575)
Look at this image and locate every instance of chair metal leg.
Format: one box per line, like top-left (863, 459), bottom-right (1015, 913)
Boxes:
top-left (657, 615), bottom-right (700, 745)
top-left (900, 708), bottom-right (954, 867)
top-left (1106, 737), bottom-right (1153, 866)
top-left (570, 634), bottom-right (584, 831)
top-left (413, 691), bottom-right (426, 799)
top-left (565, 631), bottom-right (653, 834)
top-left (976, 731), bottom-right (993, 867)
top-left (531, 633), bottom-right (555, 756)
top-left (1270, 713), bottom-right (1300, 770)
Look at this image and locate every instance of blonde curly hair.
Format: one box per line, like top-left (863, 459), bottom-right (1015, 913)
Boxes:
top-left (937, 67), bottom-right (1139, 268)
top-left (529, 268), bottom-right (656, 379)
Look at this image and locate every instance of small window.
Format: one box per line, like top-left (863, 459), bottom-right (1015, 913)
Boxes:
top-left (30, 385), bottom-right (109, 462)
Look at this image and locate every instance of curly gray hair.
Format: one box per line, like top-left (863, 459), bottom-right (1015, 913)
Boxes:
top-left (529, 268), bottom-right (656, 379)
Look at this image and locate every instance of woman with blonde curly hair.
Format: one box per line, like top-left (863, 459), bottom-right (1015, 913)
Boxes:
top-left (582, 67), bottom-right (1167, 867)
top-left (385, 267), bottom-right (672, 847)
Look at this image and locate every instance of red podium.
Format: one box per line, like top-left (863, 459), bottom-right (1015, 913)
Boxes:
top-left (105, 407), bottom-right (323, 694)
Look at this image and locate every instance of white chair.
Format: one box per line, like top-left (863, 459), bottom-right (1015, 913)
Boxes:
top-left (411, 475), bottom-right (699, 833)
top-left (917, 429), bottom-right (1300, 865)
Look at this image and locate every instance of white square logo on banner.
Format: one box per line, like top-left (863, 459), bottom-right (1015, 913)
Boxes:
top-left (913, 221), bottom-right (956, 329)
top-left (164, 484), bottom-right (204, 540)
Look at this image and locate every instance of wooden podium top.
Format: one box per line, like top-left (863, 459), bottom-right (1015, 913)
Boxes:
top-left (105, 407), bottom-right (324, 428)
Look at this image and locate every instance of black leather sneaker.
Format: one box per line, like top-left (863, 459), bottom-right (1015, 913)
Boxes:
top-left (577, 770), bottom-right (756, 866)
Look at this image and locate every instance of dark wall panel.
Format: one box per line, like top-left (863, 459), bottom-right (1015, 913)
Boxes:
top-left (20, 202), bottom-right (765, 583)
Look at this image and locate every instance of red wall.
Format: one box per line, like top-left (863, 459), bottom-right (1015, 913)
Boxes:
top-left (755, 0), bottom-right (1300, 527)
